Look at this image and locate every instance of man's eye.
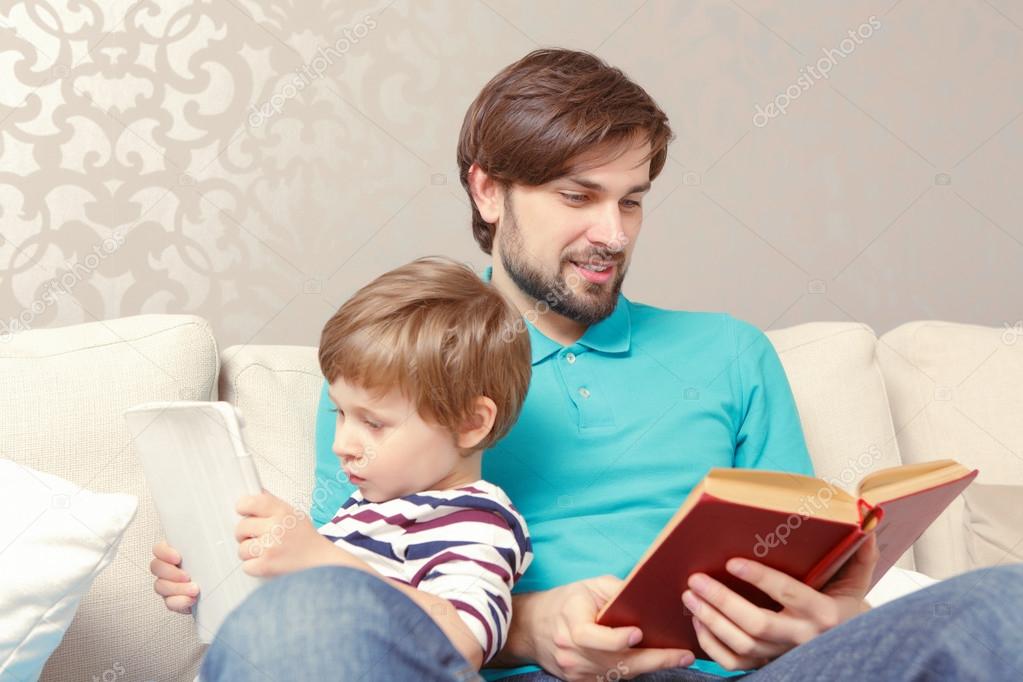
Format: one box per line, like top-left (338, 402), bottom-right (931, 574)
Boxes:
top-left (622, 199), bottom-right (642, 209)
top-left (560, 192), bottom-right (587, 203)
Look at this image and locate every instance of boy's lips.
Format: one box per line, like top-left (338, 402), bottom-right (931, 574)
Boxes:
top-left (343, 469), bottom-right (365, 483)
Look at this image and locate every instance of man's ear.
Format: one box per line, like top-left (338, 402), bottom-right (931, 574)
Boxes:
top-left (455, 395), bottom-right (498, 451)
top-left (467, 163), bottom-right (503, 225)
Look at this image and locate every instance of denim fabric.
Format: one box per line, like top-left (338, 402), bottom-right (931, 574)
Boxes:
top-left (202, 563), bottom-right (1023, 681)
top-left (200, 565), bottom-right (481, 681)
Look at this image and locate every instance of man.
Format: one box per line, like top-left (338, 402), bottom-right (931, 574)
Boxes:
top-left (158, 49), bottom-right (1023, 681)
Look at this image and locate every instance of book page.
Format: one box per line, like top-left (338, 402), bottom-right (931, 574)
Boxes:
top-left (707, 468), bottom-right (859, 523)
top-left (857, 459), bottom-right (970, 505)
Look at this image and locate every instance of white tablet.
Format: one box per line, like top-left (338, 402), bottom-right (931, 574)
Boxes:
top-left (125, 401), bottom-right (265, 643)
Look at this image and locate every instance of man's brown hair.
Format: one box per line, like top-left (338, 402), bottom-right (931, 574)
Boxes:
top-left (318, 257), bottom-right (531, 451)
top-left (457, 48), bottom-right (674, 254)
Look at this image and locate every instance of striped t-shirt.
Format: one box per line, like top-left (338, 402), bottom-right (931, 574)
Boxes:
top-left (316, 480), bottom-right (532, 663)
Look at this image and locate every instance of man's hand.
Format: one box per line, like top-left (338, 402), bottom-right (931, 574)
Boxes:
top-left (504, 575), bottom-right (694, 682)
top-left (235, 490), bottom-right (343, 577)
top-left (681, 533), bottom-right (880, 671)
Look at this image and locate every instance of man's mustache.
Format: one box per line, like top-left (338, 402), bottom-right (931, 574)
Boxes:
top-left (564, 252), bottom-right (625, 264)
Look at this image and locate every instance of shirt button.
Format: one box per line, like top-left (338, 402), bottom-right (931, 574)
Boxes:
top-left (565, 352), bottom-right (576, 364)
top-left (578, 387), bottom-right (591, 399)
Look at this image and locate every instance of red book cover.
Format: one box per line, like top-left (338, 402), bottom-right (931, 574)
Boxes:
top-left (595, 465), bottom-right (978, 657)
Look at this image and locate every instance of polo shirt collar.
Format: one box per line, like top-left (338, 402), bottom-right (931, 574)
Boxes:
top-left (482, 265), bottom-right (632, 365)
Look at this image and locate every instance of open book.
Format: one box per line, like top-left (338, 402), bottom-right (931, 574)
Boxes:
top-left (596, 459), bottom-right (977, 655)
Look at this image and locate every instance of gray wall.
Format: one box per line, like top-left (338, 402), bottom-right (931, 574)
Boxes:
top-left (2, 0), bottom-right (1021, 348)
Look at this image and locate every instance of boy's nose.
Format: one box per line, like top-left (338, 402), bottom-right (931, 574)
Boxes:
top-left (332, 425), bottom-right (360, 460)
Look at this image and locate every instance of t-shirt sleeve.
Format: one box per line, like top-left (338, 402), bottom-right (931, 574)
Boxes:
top-left (731, 317), bottom-right (815, 477)
top-left (414, 511), bottom-right (532, 664)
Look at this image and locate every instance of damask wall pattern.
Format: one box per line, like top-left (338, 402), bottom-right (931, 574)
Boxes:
top-left (2, 1), bottom-right (1022, 349)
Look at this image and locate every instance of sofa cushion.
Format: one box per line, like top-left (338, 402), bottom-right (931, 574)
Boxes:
top-left (0, 314), bottom-right (217, 681)
top-left (962, 483), bottom-right (1023, 568)
top-left (877, 321), bottom-right (1023, 578)
top-left (0, 459), bottom-right (137, 681)
top-left (765, 322), bottom-right (913, 570)
top-left (218, 345), bottom-right (323, 513)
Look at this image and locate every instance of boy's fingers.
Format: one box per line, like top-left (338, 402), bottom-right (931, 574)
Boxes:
top-left (150, 556), bottom-right (190, 582)
top-left (153, 540), bottom-right (181, 565)
top-left (236, 491), bottom-right (279, 516)
top-left (154, 578), bottom-right (199, 599)
top-left (235, 516), bottom-right (265, 542)
top-left (164, 595), bottom-right (196, 614)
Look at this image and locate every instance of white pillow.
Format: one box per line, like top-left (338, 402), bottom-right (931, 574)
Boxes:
top-left (0, 459), bottom-right (137, 681)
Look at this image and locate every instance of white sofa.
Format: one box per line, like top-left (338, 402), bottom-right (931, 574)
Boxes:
top-left (3, 314), bottom-right (1021, 680)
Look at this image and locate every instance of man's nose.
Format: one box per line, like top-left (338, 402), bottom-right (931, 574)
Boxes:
top-left (586, 203), bottom-right (626, 250)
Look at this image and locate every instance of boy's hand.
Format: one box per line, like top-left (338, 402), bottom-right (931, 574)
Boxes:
top-left (150, 540), bottom-right (200, 613)
top-left (235, 490), bottom-right (340, 577)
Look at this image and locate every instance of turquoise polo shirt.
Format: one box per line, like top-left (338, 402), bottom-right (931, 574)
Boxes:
top-left (311, 267), bottom-right (815, 679)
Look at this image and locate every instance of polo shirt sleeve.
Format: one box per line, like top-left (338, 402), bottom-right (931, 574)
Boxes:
top-left (730, 317), bottom-right (815, 477)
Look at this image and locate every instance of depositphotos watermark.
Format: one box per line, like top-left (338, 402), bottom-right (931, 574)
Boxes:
top-left (91, 661), bottom-right (126, 682)
top-left (0, 229), bottom-right (126, 343)
top-left (752, 444), bottom-right (884, 558)
top-left (753, 15), bottom-right (881, 128)
top-left (248, 15), bottom-right (378, 127)
top-left (1001, 320), bottom-right (1022, 346)
top-left (598, 662), bottom-right (630, 682)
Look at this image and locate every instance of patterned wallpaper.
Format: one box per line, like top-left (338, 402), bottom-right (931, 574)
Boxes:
top-left (2, 0), bottom-right (1022, 349)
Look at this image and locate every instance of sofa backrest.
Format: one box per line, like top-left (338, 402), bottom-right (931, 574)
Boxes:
top-left (218, 344), bottom-right (323, 511)
top-left (877, 321), bottom-right (1023, 578)
top-left (766, 322), bottom-right (913, 570)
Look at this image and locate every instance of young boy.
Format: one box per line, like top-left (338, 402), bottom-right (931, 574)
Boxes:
top-left (311, 255), bottom-right (534, 668)
top-left (152, 256), bottom-right (534, 670)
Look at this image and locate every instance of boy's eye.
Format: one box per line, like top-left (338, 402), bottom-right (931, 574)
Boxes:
top-left (621, 199), bottom-right (642, 209)
top-left (330, 407), bottom-right (381, 429)
top-left (560, 192), bottom-right (587, 203)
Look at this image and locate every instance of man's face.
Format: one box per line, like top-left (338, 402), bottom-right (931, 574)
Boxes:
top-left (493, 138), bottom-right (652, 326)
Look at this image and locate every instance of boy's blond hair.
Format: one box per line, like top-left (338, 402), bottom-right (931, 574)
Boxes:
top-left (318, 257), bottom-right (531, 451)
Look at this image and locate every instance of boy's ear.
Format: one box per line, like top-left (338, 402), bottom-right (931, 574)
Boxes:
top-left (467, 163), bottom-right (503, 225)
top-left (455, 396), bottom-right (498, 451)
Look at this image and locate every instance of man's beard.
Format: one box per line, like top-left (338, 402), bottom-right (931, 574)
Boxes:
top-left (498, 197), bottom-right (627, 327)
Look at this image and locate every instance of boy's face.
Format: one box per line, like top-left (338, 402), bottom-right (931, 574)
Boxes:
top-left (327, 377), bottom-right (472, 503)
top-left (492, 138), bottom-right (652, 326)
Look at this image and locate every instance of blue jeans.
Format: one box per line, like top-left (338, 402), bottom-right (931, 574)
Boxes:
top-left (201, 563), bottom-right (1023, 681)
